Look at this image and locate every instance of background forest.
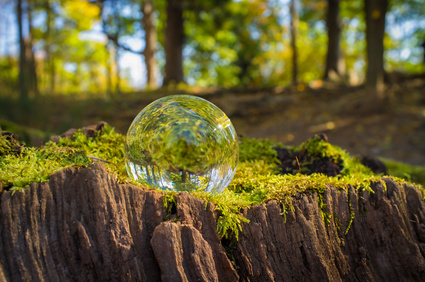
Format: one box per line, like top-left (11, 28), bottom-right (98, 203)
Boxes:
top-left (0, 0), bottom-right (425, 166)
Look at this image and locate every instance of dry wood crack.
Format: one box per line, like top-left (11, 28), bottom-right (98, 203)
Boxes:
top-left (1, 163), bottom-right (425, 281)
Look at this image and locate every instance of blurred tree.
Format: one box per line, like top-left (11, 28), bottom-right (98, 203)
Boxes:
top-left (54, 0), bottom-right (113, 94)
top-left (422, 40), bottom-right (425, 64)
top-left (17, 0), bottom-right (38, 99)
top-left (96, 0), bottom-right (159, 89)
top-left (163, 0), bottom-right (184, 85)
top-left (290, 0), bottom-right (298, 85)
top-left (41, 0), bottom-right (56, 94)
top-left (2, 0), bottom-right (425, 96)
top-left (338, 0), bottom-right (364, 85)
top-left (142, 0), bottom-right (158, 88)
top-left (17, 0), bottom-right (27, 99)
top-left (324, 0), bottom-right (344, 80)
top-left (291, 0), bottom-right (328, 84)
top-left (365, 0), bottom-right (388, 97)
top-left (384, 0), bottom-right (425, 74)
top-left (98, 0), bottom-right (124, 94)
top-left (184, 0), bottom-right (284, 87)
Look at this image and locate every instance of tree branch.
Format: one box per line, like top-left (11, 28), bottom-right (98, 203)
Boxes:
top-left (104, 31), bottom-right (146, 56)
top-left (92, 0), bottom-right (146, 56)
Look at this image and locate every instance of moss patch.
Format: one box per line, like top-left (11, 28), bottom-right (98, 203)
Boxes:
top-left (1, 131), bottom-right (90, 192)
top-left (1, 126), bottom-right (424, 240)
top-left (381, 157), bottom-right (425, 187)
top-left (0, 125), bottom-right (127, 192)
top-left (1, 131), bottom-right (23, 156)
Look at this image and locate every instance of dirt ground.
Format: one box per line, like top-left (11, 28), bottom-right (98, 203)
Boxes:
top-left (207, 76), bottom-right (425, 166)
top-left (1, 74), bottom-right (424, 166)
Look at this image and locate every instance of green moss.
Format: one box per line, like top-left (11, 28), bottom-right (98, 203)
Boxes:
top-left (1, 143), bottom-right (90, 192)
top-left (191, 189), bottom-right (251, 240)
top-left (0, 133), bottom-right (15, 156)
top-left (381, 157), bottom-right (425, 187)
top-left (333, 213), bottom-right (345, 246)
top-left (0, 125), bottom-right (127, 192)
top-left (1, 126), bottom-right (424, 241)
top-left (239, 137), bottom-right (282, 165)
top-left (345, 193), bottom-right (355, 235)
top-left (54, 125), bottom-right (127, 179)
top-left (163, 191), bottom-right (178, 220)
top-left (296, 136), bottom-right (373, 176)
top-left (318, 193), bottom-right (331, 226)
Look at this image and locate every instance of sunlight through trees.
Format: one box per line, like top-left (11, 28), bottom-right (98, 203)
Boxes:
top-left (0, 0), bottom-right (424, 96)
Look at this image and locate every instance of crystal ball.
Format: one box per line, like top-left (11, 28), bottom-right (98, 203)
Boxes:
top-left (125, 95), bottom-right (239, 193)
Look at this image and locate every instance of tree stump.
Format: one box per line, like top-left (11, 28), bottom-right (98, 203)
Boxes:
top-left (1, 163), bottom-right (425, 281)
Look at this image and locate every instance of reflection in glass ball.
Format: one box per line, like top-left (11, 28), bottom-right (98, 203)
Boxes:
top-left (125, 95), bottom-right (239, 193)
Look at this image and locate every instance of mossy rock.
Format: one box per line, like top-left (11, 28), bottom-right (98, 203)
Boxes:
top-left (1, 123), bottom-right (424, 240)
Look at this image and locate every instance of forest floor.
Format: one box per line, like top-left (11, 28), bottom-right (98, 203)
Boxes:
top-left (1, 73), bottom-right (425, 166)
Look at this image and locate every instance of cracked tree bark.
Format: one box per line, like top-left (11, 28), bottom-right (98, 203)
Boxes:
top-left (1, 163), bottom-right (425, 281)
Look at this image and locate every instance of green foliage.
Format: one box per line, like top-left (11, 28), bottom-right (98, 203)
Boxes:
top-left (2, 0), bottom-right (425, 93)
top-left (0, 57), bottom-right (18, 97)
top-left (385, 0), bottom-right (425, 73)
top-left (184, 0), bottom-right (285, 86)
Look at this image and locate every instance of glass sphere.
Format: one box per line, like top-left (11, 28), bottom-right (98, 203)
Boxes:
top-left (125, 95), bottom-right (239, 193)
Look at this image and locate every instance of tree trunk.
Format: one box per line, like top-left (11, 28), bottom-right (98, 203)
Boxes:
top-left (26, 1), bottom-right (38, 97)
top-left (163, 0), bottom-right (184, 86)
top-left (289, 0), bottom-right (298, 85)
top-left (421, 40), bottom-right (425, 64)
top-left (365, 0), bottom-right (388, 98)
top-left (324, 0), bottom-right (344, 81)
top-left (17, 0), bottom-right (29, 99)
top-left (17, 0), bottom-right (38, 99)
top-left (142, 1), bottom-right (158, 88)
top-left (44, 0), bottom-right (55, 95)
